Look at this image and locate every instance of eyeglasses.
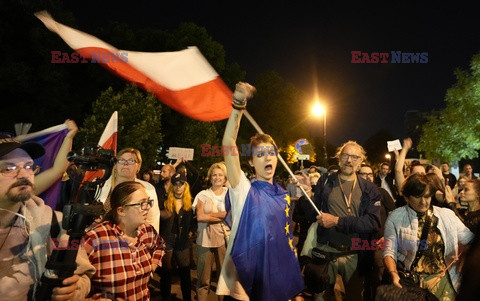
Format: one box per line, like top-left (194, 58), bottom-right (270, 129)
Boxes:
top-left (117, 158), bottom-right (137, 165)
top-left (173, 181), bottom-right (185, 188)
top-left (340, 153), bottom-right (362, 162)
top-left (358, 172), bottom-right (373, 177)
top-left (0, 162), bottom-right (40, 177)
top-left (124, 199), bottom-right (154, 210)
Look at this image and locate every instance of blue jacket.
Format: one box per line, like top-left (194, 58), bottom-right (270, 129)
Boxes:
top-left (312, 172), bottom-right (381, 273)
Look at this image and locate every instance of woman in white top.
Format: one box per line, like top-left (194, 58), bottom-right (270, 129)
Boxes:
top-left (193, 162), bottom-right (229, 301)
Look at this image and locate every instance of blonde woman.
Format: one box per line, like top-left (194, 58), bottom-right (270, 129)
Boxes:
top-left (193, 162), bottom-right (229, 301)
top-left (159, 172), bottom-right (195, 301)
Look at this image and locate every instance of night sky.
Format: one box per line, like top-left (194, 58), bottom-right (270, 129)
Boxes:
top-left (64, 2), bottom-right (480, 146)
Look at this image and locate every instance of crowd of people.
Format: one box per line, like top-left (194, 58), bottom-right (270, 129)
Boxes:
top-left (1, 82), bottom-right (480, 301)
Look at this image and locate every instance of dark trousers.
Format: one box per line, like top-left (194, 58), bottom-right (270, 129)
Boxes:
top-left (160, 249), bottom-right (192, 301)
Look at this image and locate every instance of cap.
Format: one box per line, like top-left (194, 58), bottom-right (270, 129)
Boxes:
top-left (0, 134), bottom-right (45, 159)
top-left (171, 172), bottom-right (187, 185)
top-left (327, 165), bottom-right (340, 172)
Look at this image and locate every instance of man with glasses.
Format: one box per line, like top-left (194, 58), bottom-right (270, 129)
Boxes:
top-left (0, 134), bottom-right (94, 300)
top-left (310, 141), bottom-right (381, 300)
top-left (97, 148), bottom-right (160, 233)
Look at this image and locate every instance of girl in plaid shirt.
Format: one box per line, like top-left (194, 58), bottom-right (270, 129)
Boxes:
top-left (84, 181), bottom-right (165, 300)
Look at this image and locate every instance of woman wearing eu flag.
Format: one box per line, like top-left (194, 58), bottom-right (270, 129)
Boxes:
top-left (216, 82), bottom-right (304, 301)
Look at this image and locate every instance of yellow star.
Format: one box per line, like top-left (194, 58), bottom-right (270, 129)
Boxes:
top-left (285, 195), bottom-right (291, 206)
top-left (285, 222), bottom-right (290, 235)
top-left (289, 238), bottom-right (294, 250)
top-left (285, 205), bottom-right (290, 217)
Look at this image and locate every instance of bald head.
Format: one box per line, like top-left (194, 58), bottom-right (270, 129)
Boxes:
top-left (160, 164), bottom-right (176, 181)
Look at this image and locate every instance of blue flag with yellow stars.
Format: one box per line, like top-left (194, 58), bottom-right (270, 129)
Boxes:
top-left (230, 179), bottom-right (304, 300)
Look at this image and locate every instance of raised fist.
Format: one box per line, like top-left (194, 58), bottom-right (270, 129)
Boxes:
top-left (233, 82), bottom-right (256, 102)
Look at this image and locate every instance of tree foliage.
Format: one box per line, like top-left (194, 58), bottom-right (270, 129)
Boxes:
top-left (419, 53), bottom-right (480, 162)
top-left (245, 72), bottom-right (309, 147)
top-left (76, 85), bottom-right (162, 169)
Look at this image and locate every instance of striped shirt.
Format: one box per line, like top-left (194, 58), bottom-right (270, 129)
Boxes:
top-left (84, 221), bottom-right (165, 300)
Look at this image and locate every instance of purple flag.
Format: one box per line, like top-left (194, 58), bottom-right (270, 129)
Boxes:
top-left (17, 124), bottom-right (68, 209)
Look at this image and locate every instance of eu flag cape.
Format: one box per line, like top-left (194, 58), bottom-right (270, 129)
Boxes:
top-left (230, 180), bottom-right (304, 300)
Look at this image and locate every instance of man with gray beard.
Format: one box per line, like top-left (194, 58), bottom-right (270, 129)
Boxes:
top-left (310, 141), bottom-right (381, 300)
top-left (0, 134), bottom-right (93, 301)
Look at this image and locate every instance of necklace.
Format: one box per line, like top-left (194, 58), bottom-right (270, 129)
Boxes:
top-left (338, 174), bottom-right (357, 215)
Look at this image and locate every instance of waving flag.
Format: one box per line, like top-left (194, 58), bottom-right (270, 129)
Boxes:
top-left (35, 11), bottom-right (233, 122)
top-left (83, 111), bottom-right (118, 183)
top-left (17, 124), bottom-right (69, 209)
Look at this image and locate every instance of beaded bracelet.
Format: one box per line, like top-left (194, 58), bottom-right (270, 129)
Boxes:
top-left (232, 102), bottom-right (246, 110)
top-left (232, 97), bottom-right (247, 110)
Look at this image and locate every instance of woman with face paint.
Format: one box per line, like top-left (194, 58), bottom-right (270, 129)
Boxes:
top-left (216, 82), bottom-right (304, 301)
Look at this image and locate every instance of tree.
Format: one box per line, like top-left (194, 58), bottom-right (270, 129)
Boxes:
top-left (245, 71), bottom-right (309, 147)
top-left (418, 52), bottom-right (480, 162)
top-left (76, 85), bottom-right (163, 169)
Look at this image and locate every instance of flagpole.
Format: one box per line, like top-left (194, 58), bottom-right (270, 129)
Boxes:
top-left (244, 110), bottom-right (321, 215)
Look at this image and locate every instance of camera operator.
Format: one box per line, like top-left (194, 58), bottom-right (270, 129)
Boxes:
top-left (0, 134), bottom-right (94, 301)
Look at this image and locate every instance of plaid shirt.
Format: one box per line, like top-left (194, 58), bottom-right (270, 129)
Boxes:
top-left (84, 221), bottom-right (165, 300)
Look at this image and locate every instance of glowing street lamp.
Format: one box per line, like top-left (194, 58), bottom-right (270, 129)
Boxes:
top-left (312, 101), bottom-right (327, 166)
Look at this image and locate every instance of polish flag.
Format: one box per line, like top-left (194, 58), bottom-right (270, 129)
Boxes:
top-left (83, 111), bottom-right (118, 183)
top-left (35, 11), bottom-right (233, 122)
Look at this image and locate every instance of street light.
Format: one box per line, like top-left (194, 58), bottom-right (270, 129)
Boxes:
top-left (312, 101), bottom-right (327, 167)
top-left (385, 153), bottom-right (392, 164)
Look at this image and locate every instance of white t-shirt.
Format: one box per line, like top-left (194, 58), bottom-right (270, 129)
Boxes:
top-left (193, 187), bottom-right (228, 247)
top-left (216, 173), bottom-right (251, 300)
top-left (97, 176), bottom-right (160, 233)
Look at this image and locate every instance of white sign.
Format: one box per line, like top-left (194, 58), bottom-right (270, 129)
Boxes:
top-left (295, 154), bottom-right (310, 161)
top-left (387, 139), bottom-right (402, 152)
top-left (168, 147), bottom-right (194, 161)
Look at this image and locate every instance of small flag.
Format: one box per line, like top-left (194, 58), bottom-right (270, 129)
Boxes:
top-left (35, 11), bottom-right (233, 122)
top-left (83, 111), bottom-right (118, 183)
top-left (17, 124), bottom-right (69, 209)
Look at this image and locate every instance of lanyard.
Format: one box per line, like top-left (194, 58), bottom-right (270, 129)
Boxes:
top-left (338, 174), bottom-right (357, 214)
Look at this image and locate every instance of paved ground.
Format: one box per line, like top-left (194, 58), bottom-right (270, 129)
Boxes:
top-left (148, 232), bottom-right (316, 301)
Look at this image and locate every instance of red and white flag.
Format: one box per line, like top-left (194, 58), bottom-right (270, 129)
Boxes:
top-left (97, 111), bottom-right (118, 156)
top-left (83, 111), bottom-right (118, 183)
top-left (35, 11), bottom-right (233, 122)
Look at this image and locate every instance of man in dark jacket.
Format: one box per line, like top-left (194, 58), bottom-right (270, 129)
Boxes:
top-left (311, 141), bottom-right (381, 300)
top-left (374, 162), bottom-right (398, 201)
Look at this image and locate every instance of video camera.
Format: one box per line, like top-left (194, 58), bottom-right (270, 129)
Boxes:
top-left (35, 146), bottom-right (116, 300)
